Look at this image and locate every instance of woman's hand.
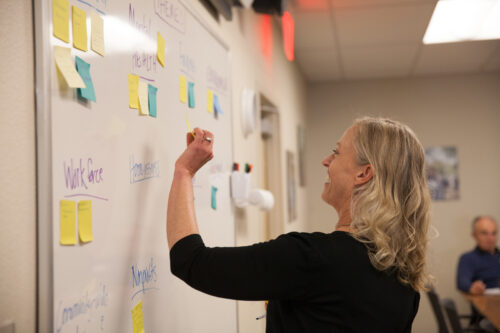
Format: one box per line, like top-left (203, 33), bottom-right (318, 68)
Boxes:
top-left (174, 127), bottom-right (214, 177)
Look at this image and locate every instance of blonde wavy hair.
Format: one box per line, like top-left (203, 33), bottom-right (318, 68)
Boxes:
top-left (350, 117), bottom-right (431, 292)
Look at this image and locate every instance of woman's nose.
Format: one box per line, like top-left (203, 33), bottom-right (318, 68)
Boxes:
top-left (322, 156), bottom-right (331, 167)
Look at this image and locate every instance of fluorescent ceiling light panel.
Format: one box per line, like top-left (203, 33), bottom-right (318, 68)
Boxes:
top-left (423, 0), bottom-right (500, 44)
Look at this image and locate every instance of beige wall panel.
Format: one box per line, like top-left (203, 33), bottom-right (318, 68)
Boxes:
top-left (0, 0), bottom-right (37, 332)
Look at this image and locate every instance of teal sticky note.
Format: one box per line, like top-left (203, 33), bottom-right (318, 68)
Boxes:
top-left (75, 56), bottom-right (96, 102)
top-left (214, 94), bottom-right (223, 117)
top-left (148, 84), bottom-right (158, 118)
top-left (188, 82), bottom-right (195, 108)
top-left (211, 186), bottom-right (218, 210)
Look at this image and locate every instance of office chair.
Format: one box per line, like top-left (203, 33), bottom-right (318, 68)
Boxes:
top-left (427, 288), bottom-right (451, 333)
top-left (441, 298), bottom-right (486, 333)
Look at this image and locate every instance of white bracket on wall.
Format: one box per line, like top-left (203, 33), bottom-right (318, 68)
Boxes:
top-left (241, 88), bottom-right (258, 137)
top-left (231, 171), bottom-right (275, 210)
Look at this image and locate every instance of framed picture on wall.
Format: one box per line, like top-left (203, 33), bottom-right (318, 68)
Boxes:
top-left (286, 150), bottom-right (297, 222)
top-left (425, 146), bottom-right (460, 201)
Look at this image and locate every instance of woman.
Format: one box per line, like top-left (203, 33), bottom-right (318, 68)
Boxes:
top-left (167, 117), bottom-right (430, 332)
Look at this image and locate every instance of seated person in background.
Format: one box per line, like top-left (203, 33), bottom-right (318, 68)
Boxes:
top-left (457, 216), bottom-right (500, 294)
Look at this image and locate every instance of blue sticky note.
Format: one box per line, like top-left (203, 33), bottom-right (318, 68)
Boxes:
top-left (188, 81), bottom-right (195, 108)
top-left (75, 56), bottom-right (96, 102)
top-left (214, 94), bottom-right (223, 117)
top-left (211, 186), bottom-right (218, 210)
top-left (148, 84), bottom-right (158, 118)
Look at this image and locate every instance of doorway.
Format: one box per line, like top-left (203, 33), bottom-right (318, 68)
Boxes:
top-left (258, 94), bottom-right (284, 240)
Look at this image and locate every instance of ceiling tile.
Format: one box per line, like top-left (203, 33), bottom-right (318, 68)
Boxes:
top-left (296, 49), bottom-right (342, 81)
top-left (414, 40), bottom-right (500, 75)
top-left (341, 44), bottom-right (419, 79)
top-left (294, 11), bottom-right (337, 50)
top-left (291, 0), bottom-right (497, 81)
top-left (334, 2), bottom-right (436, 47)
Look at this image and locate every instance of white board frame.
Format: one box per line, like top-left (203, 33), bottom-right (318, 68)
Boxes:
top-left (34, 0), bottom-right (235, 331)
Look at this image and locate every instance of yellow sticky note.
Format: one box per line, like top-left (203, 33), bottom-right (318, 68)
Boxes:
top-left (54, 46), bottom-right (86, 88)
top-left (185, 114), bottom-right (195, 139)
top-left (128, 74), bottom-right (139, 109)
top-left (72, 6), bottom-right (88, 51)
top-left (60, 200), bottom-right (76, 245)
top-left (207, 90), bottom-right (214, 114)
top-left (138, 81), bottom-right (149, 116)
top-left (91, 11), bottom-right (105, 56)
top-left (186, 114), bottom-right (192, 132)
top-left (157, 32), bottom-right (165, 67)
top-left (179, 75), bottom-right (187, 103)
top-left (53, 0), bottom-right (69, 43)
top-left (131, 301), bottom-right (145, 333)
top-left (78, 200), bottom-right (93, 243)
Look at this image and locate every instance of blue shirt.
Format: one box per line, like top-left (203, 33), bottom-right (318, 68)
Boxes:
top-left (457, 247), bottom-right (500, 292)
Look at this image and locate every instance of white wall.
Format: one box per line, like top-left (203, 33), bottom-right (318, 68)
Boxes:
top-left (0, 0), bottom-right (37, 332)
top-left (0, 1), bottom-right (308, 332)
top-left (305, 73), bottom-right (500, 332)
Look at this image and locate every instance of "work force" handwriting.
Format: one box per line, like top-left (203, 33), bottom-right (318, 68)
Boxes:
top-left (64, 158), bottom-right (104, 190)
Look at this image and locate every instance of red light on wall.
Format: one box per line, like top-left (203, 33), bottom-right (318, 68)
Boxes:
top-left (260, 15), bottom-right (273, 61)
top-left (282, 11), bottom-right (294, 61)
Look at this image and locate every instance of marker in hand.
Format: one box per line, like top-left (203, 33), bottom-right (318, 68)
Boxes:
top-left (185, 115), bottom-right (196, 139)
top-left (185, 117), bottom-right (213, 143)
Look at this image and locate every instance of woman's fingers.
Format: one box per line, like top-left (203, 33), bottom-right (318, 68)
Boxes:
top-left (177, 128), bottom-right (215, 176)
top-left (193, 127), bottom-right (204, 144)
top-left (186, 132), bottom-right (195, 146)
top-left (190, 128), bottom-right (215, 142)
top-left (204, 129), bottom-right (214, 139)
top-left (203, 130), bottom-right (214, 144)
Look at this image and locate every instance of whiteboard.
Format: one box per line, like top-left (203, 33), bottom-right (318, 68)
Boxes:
top-left (34, 0), bottom-right (236, 332)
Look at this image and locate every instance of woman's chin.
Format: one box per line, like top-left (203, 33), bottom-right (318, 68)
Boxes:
top-left (321, 187), bottom-right (329, 202)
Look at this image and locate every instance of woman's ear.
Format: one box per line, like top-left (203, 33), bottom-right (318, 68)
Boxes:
top-left (355, 164), bottom-right (373, 186)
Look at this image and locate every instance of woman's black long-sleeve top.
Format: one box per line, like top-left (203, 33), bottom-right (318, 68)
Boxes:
top-left (170, 231), bottom-right (420, 333)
